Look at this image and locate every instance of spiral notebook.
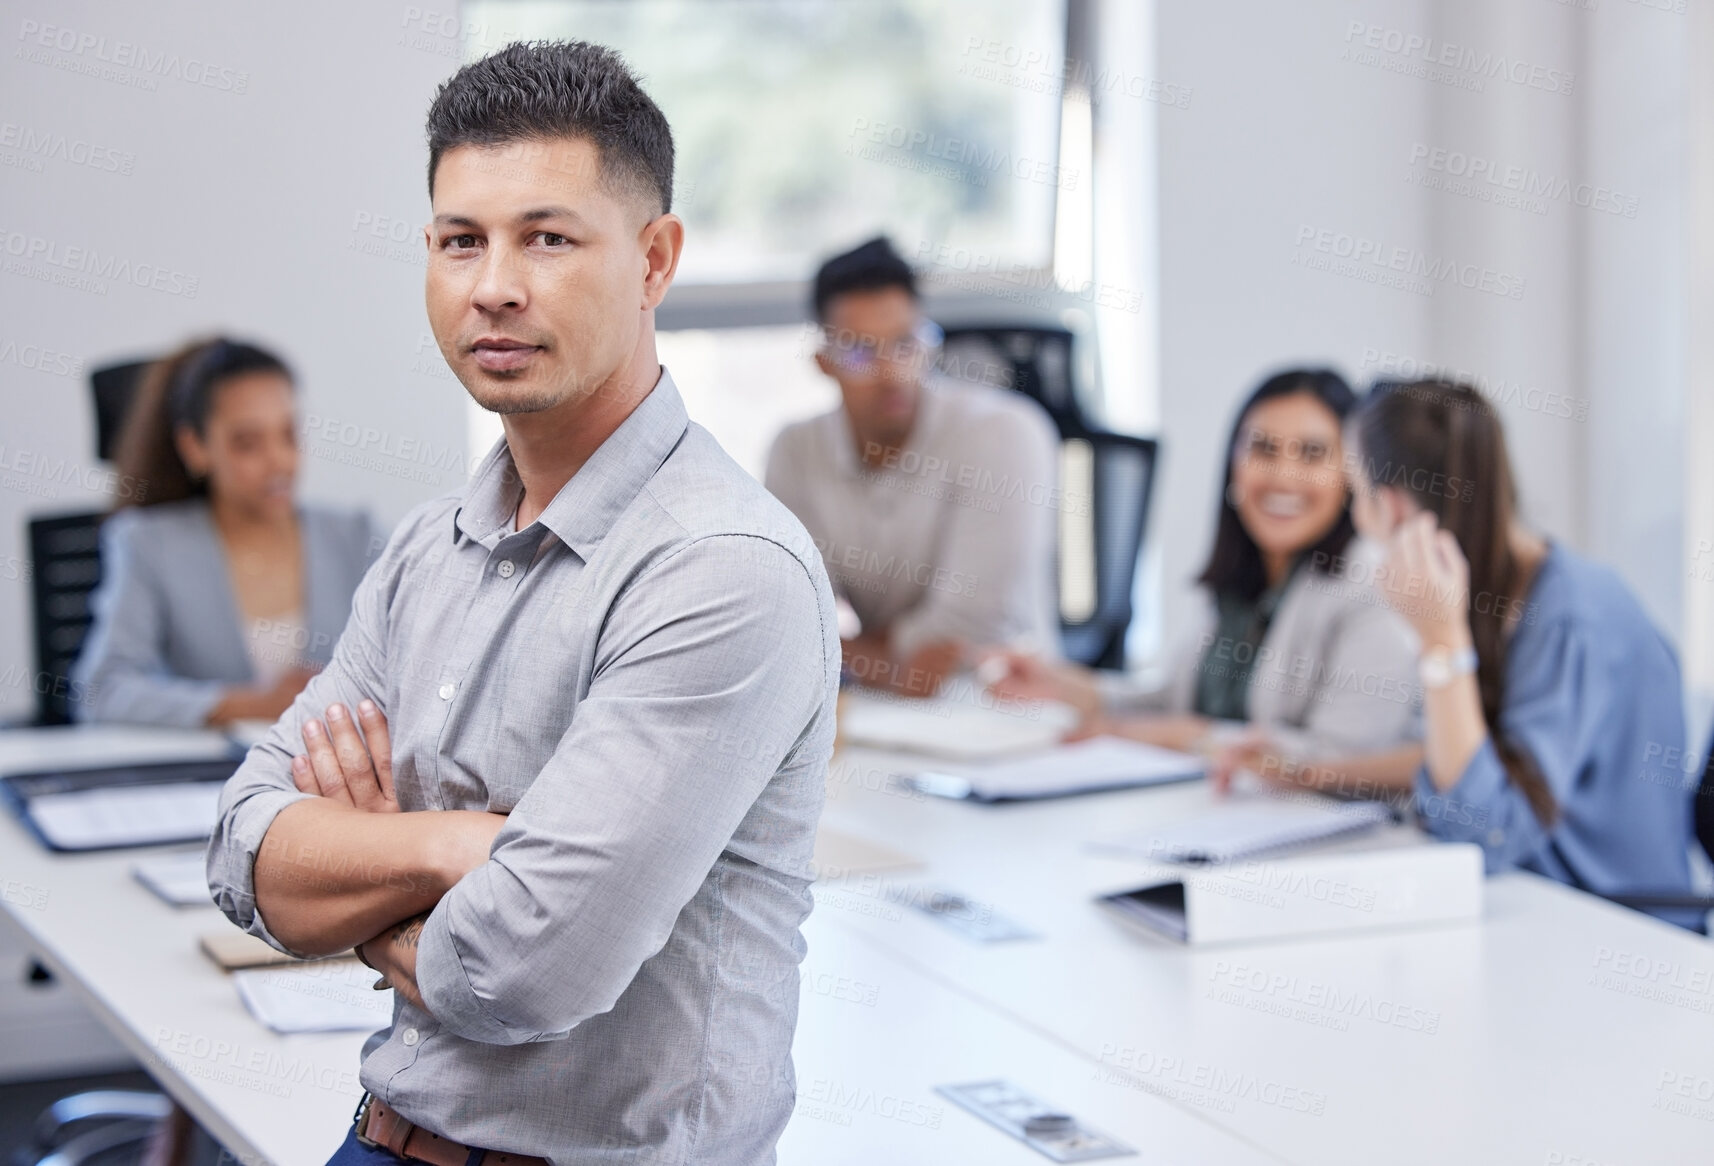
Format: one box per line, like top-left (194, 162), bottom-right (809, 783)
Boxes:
top-left (1090, 799), bottom-right (1395, 865)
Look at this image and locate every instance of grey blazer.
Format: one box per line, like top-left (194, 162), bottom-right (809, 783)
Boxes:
top-left (71, 499), bottom-right (380, 727)
top-left (1099, 539), bottom-right (1421, 758)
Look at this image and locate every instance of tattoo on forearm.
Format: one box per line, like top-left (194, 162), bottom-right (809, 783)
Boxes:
top-left (391, 915), bottom-right (425, 950)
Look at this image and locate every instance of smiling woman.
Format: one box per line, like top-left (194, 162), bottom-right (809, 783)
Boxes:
top-left (987, 368), bottom-right (1421, 785)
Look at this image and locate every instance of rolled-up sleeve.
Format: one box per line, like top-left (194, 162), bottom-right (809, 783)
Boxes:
top-left (1413, 618), bottom-right (1590, 872)
top-left (415, 533), bottom-right (830, 1045)
top-left (72, 513), bottom-right (226, 728)
top-left (205, 518), bottom-right (402, 953)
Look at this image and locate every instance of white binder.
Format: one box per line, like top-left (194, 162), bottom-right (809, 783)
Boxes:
top-left (1096, 843), bottom-right (1484, 945)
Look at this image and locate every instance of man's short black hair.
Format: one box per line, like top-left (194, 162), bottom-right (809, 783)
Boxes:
top-left (812, 236), bottom-right (918, 321)
top-left (425, 40), bottom-right (674, 217)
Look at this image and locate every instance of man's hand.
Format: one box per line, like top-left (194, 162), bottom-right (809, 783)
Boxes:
top-left (291, 699), bottom-right (399, 813)
top-left (899, 639), bottom-right (963, 697)
top-left (252, 695), bottom-right (509, 956)
top-left (359, 913), bottom-right (428, 1011)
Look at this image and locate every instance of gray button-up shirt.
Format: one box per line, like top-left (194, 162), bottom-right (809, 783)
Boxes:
top-left (207, 369), bottom-right (838, 1165)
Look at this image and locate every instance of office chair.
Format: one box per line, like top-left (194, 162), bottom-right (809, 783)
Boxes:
top-left (16, 1091), bottom-right (174, 1166)
top-left (937, 325), bottom-right (1091, 435)
top-left (89, 360), bottom-right (154, 462)
top-left (1053, 430), bottom-right (1158, 670)
top-left (26, 512), bottom-right (106, 726)
top-left (936, 326), bottom-right (1157, 670)
top-left (22, 357), bottom-right (153, 725)
top-left (1603, 729), bottom-right (1714, 922)
top-left (18, 357), bottom-right (180, 1165)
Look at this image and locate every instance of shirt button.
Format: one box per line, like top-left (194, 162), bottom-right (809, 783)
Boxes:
top-left (497, 560), bottom-right (515, 578)
top-left (438, 682), bottom-right (455, 701)
top-left (401, 1028), bottom-right (419, 1047)
top-left (1486, 828), bottom-right (1505, 847)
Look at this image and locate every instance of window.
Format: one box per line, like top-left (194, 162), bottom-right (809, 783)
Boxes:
top-left (464, 0), bottom-right (1068, 288)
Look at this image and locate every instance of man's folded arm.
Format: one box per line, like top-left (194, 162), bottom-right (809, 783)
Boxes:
top-left (415, 533), bottom-right (834, 1045)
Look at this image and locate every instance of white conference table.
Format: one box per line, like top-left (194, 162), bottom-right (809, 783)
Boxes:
top-left (4, 720), bottom-right (1713, 1165)
top-left (0, 725), bottom-right (1279, 1165)
top-left (819, 737), bottom-right (1714, 1166)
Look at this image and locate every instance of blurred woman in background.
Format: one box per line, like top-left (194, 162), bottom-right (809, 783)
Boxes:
top-left (1345, 378), bottom-right (1699, 926)
top-left (987, 367), bottom-right (1419, 777)
top-left (73, 338), bottom-right (377, 727)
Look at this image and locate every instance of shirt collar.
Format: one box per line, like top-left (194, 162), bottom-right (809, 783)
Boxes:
top-left (452, 366), bottom-right (689, 558)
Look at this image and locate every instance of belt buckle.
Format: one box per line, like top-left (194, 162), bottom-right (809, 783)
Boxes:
top-left (352, 1093), bottom-right (381, 1148)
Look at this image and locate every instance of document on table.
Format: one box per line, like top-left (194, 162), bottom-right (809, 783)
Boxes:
top-left (233, 960), bottom-right (394, 1034)
top-left (811, 826), bottom-right (925, 879)
top-left (904, 736), bottom-right (1204, 802)
top-left (26, 781), bottom-right (225, 851)
top-left (1090, 798), bottom-right (1394, 865)
top-left (839, 691), bottom-right (1077, 760)
top-left (133, 849), bottom-right (216, 906)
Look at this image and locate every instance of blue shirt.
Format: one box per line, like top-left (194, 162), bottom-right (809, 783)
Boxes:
top-left (1414, 543), bottom-right (1698, 927)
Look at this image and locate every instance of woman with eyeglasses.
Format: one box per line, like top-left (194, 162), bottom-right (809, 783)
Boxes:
top-left (1342, 379), bottom-right (1699, 926)
top-left (987, 368), bottom-right (1419, 777)
top-left (72, 338), bottom-right (379, 727)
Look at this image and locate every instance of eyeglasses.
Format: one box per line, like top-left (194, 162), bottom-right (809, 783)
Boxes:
top-left (821, 319), bottom-right (944, 375)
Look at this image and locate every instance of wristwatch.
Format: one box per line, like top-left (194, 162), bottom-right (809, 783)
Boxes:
top-left (1419, 644), bottom-right (1478, 689)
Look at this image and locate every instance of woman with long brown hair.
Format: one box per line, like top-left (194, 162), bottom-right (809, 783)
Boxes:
top-left (1347, 378), bottom-right (1698, 927)
top-left (71, 337), bottom-right (378, 727)
top-left (987, 368), bottom-right (1419, 765)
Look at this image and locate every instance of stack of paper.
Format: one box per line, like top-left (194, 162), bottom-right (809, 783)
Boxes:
top-left (233, 960), bottom-right (394, 1034)
top-left (133, 850), bottom-right (215, 906)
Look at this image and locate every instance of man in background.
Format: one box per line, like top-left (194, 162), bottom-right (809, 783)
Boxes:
top-left (766, 236), bottom-right (1061, 696)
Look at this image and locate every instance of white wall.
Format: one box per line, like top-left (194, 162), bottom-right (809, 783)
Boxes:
top-left (1142, 0), bottom-right (1690, 660)
top-left (0, 0), bottom-right (1694, 720)
top-left (0, 2), bottom-right (471, 720)
top-left (1147, 0), bottom-right (1434, 647)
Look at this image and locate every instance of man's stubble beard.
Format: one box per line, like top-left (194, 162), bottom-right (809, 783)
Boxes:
top-left (461, 371), bottom-right (574, 416)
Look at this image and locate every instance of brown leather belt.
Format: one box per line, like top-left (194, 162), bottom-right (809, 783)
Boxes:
top-left (354, 1094), bottom-right (549, 1166)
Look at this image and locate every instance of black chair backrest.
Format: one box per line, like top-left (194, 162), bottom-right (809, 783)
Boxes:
top-left (935, 324), bottom-right (1155, 669)
top-left (1056, 431), bottom-right (1157, 669)
top-left (90, 358), bottom-right (154, 461)
top-left (27, 512), bottom-right (106, 724)
top-left (937, 325), bottom-right (1089, 435)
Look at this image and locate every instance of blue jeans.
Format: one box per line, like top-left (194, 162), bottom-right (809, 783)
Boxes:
top-left (323, 1127), bottom-right (406, 1166)
top-left (322, 1126), bottom-right (489, 1166)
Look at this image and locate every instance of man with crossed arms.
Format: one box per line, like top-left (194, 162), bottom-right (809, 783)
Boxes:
top-left (207, 41), bottom-right (837, 1166)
